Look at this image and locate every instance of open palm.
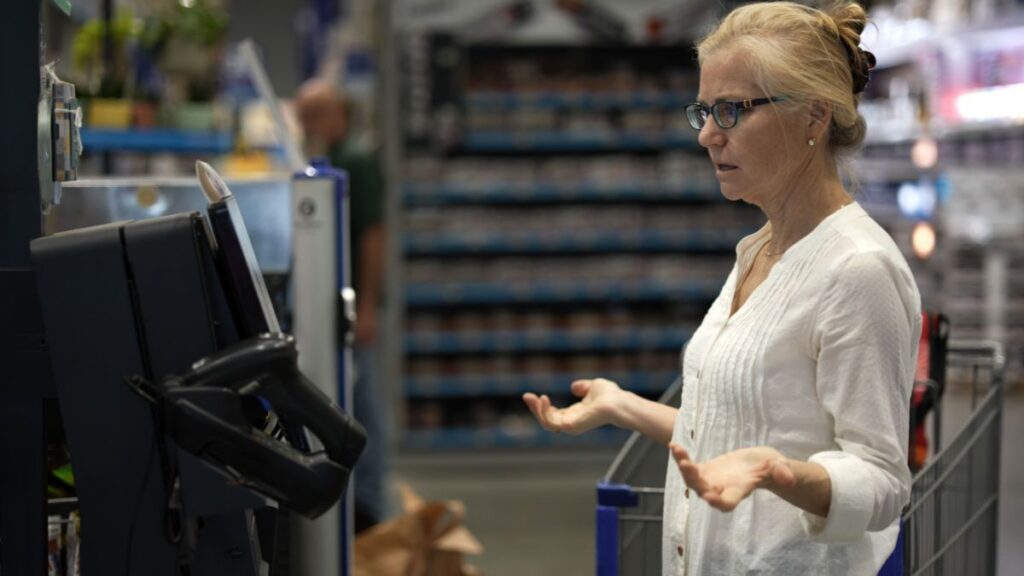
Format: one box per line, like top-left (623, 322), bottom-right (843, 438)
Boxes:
top-left (522, 378), bottom-right (623, 435)
top-left (670, 444), bottom-right (796, 512)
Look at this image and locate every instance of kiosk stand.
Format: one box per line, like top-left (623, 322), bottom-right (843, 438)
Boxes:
top-left (29, 168), bottom-right (366, 574)
top-left (291, 164), bottom-right (359, 576)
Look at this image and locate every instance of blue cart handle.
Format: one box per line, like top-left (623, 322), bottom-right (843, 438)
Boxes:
top-left (597, 481), bottom-right (640, 507)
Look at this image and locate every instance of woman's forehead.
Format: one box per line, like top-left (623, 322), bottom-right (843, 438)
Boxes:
top-left (697, 49), bottom-right (759, 102)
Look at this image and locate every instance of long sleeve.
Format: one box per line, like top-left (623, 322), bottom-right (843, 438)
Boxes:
top-left (801, 250), bottom-right (921, 542)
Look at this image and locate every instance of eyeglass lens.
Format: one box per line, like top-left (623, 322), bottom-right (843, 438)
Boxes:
top-left (686, 102), bottom-right (739, 130)
top-left (713, 103), bottom-right (737, 128)
top-left (686, 105), bottom-right (708, 130)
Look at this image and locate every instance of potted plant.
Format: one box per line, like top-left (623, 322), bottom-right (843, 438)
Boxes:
top-left (72, 10), bottom-right (139, 128)
top-left (140, 0), bottom-right (229, 131)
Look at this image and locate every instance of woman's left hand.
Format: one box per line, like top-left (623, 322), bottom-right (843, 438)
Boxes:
top-left (669, 444), bottom-right (798, 512)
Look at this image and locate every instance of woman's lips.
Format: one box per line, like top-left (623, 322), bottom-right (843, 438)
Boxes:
top-left (715, 163), bottom-right (738, 175)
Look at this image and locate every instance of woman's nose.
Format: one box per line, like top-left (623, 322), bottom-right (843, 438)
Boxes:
top-left (697, 120), bottom-right (726, 149)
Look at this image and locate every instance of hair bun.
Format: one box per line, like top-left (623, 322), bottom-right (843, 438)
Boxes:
top-left (829, 1), bottom-right (868, 38)
top-left (851, 48), bottom-right (876, 94)
top-left (827, 2), bottom-right (874, 93)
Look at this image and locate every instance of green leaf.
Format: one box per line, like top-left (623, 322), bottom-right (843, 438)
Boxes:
top-left (51, 0), bottom-right (72, 16)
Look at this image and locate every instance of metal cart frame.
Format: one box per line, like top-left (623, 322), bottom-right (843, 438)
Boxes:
top-left (596, 340), bottom-right (1005, 576)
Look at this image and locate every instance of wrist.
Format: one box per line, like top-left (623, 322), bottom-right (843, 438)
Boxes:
top-left (611, 389), bottom-right (640, 430)
top-left (760, 452), bottom-right (791, 492)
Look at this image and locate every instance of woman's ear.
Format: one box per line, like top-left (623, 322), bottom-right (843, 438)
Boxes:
top-left (807, 100), bottom-right (832, 137)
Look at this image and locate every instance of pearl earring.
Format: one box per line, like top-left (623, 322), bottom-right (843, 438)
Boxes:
top-left (808, 138), bottom-right (816, 147)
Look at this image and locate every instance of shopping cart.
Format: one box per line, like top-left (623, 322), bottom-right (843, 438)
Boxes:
top-left (595, 339), bottom-right (1005, 576)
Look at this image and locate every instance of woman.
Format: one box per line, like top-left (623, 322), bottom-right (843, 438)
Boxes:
top-left (522, 2), bottom-right (921, 574)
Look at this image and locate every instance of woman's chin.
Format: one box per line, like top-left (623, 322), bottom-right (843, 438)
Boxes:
top-left (718, 185), bottom-right (745, 202)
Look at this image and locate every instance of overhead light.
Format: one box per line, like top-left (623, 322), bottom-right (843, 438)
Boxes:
top-left (955, 83), bottom-right (1024, 122)
top-left (911, 136), bottom-right (938, 170)
top-left (897, 180), bottom-right (936, 219)
top-left (911, 221), bottom-right (936, 260)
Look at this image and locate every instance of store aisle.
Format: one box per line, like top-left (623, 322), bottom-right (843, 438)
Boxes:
top-left (394, 390), bottom-right (1024, 576)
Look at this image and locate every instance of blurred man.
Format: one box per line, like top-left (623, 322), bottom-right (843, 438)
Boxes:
top-left (295, 78), bottom-right (388, 533)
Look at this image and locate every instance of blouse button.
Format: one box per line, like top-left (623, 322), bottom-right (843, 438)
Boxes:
top-left (677, 545), bottom-right (684, 557)
top-left (690, 429), bottom-right (695, 440)
top-left (685, 489), bottom-right (690, 498)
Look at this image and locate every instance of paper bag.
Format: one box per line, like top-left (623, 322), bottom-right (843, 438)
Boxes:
top-left (354, 483), bottom-right (483, 576)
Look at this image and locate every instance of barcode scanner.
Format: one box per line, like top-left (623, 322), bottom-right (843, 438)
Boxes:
top-left (128, 333), bottom-right (366, 519)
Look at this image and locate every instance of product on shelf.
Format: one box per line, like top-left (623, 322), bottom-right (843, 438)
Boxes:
top-left (398, 39), bottom-right (757, 450)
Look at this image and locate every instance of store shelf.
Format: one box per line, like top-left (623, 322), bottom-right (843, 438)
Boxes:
top-left (405, 327), bottom-right (693, 355)
top-left (405, 370), bottom-right (678, 398)
top-left (405, 279), bottom-right (723, 307)
top-left (863, 116), bottom-right (1024, 146)
top-left (459, 130), bottom-right (699, 153)
top-left (405, 228), bottom-right (748, 256)
top-left (403, 182), bottom-right (723, 206)
top-left (396, 38), bottom-right (733, 450)
top-left (80, 128), bottom-right (233, 153)
top-left (467, 91), bottom-right (691, 111)
top-left (402, 425), bottom-right (630, 450)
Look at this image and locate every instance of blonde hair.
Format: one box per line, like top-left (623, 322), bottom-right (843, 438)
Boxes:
top-left (696, 1), bottom-right (872, 157)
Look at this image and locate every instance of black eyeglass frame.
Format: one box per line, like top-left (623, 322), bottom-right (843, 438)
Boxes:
top-left (685, 96), bottom-right (786, 130)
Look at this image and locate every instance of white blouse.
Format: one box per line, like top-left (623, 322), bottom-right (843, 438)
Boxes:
top-left (662, 202), bottom-right (921, 575)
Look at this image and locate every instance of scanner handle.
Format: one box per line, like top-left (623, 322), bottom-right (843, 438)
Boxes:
top-left (177, 333), bottom-right (365, 467)
top-left (164, 387), bottom-right (348, 518)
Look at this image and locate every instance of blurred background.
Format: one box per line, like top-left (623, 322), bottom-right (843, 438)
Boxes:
top-left (30, 0), bottom-right (1024, 574)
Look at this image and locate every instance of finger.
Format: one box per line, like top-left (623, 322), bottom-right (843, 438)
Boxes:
top-left (570, 379), bottom-right (592, 398)
top-left (522, 393), bottom-right (542, 420)
top-left (670, 443), bottom-right (691, 464)
top-left (525, 393), bottom-right (559, 432)
top-left (540, 394), bottom-right (553, 417)
top-left (540, 395), bottom-right (564, 431)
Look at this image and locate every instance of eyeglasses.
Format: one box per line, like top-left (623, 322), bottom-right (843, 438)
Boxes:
top-left (684, 97), bottom-right (785, 130)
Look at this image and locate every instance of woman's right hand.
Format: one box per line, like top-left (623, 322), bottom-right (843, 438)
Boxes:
top-left (522, 378), bottom-right (626, 435)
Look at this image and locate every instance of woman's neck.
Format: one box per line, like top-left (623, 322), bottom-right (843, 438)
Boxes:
top-left (761, 161), bottom-right (850, 255)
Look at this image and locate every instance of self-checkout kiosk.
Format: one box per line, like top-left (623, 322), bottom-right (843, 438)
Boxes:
top-left (23, 162), bottom-right (364, 576)
top-left (2, 8), bottom-right (365, 569)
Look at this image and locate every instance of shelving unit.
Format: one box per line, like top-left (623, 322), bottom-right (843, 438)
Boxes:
top-left (79, 128), bottom-right (233, 153)
top-left (405, 370), bottom-right (676, 399)
top-left (466, 90), bottom-right (690, 111)
top-left (76, 125), bottom-right (236, 177)
top-left (394, 37), bottom-right (762, 451)
top-left (404, 326), bottom-right (694, 355)
top-left (404, 181), bottom-right (723, 206)
top-left (457, 130), bottom-right (698, 153)
top-left (402, 425), bottom-right (631, 451)
top-left (859, 14), bottom-right (1024, 384)
top-left (404, 279), bottom-right (723, 307)
top-left (405, 228), bottom-right (748, 255)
